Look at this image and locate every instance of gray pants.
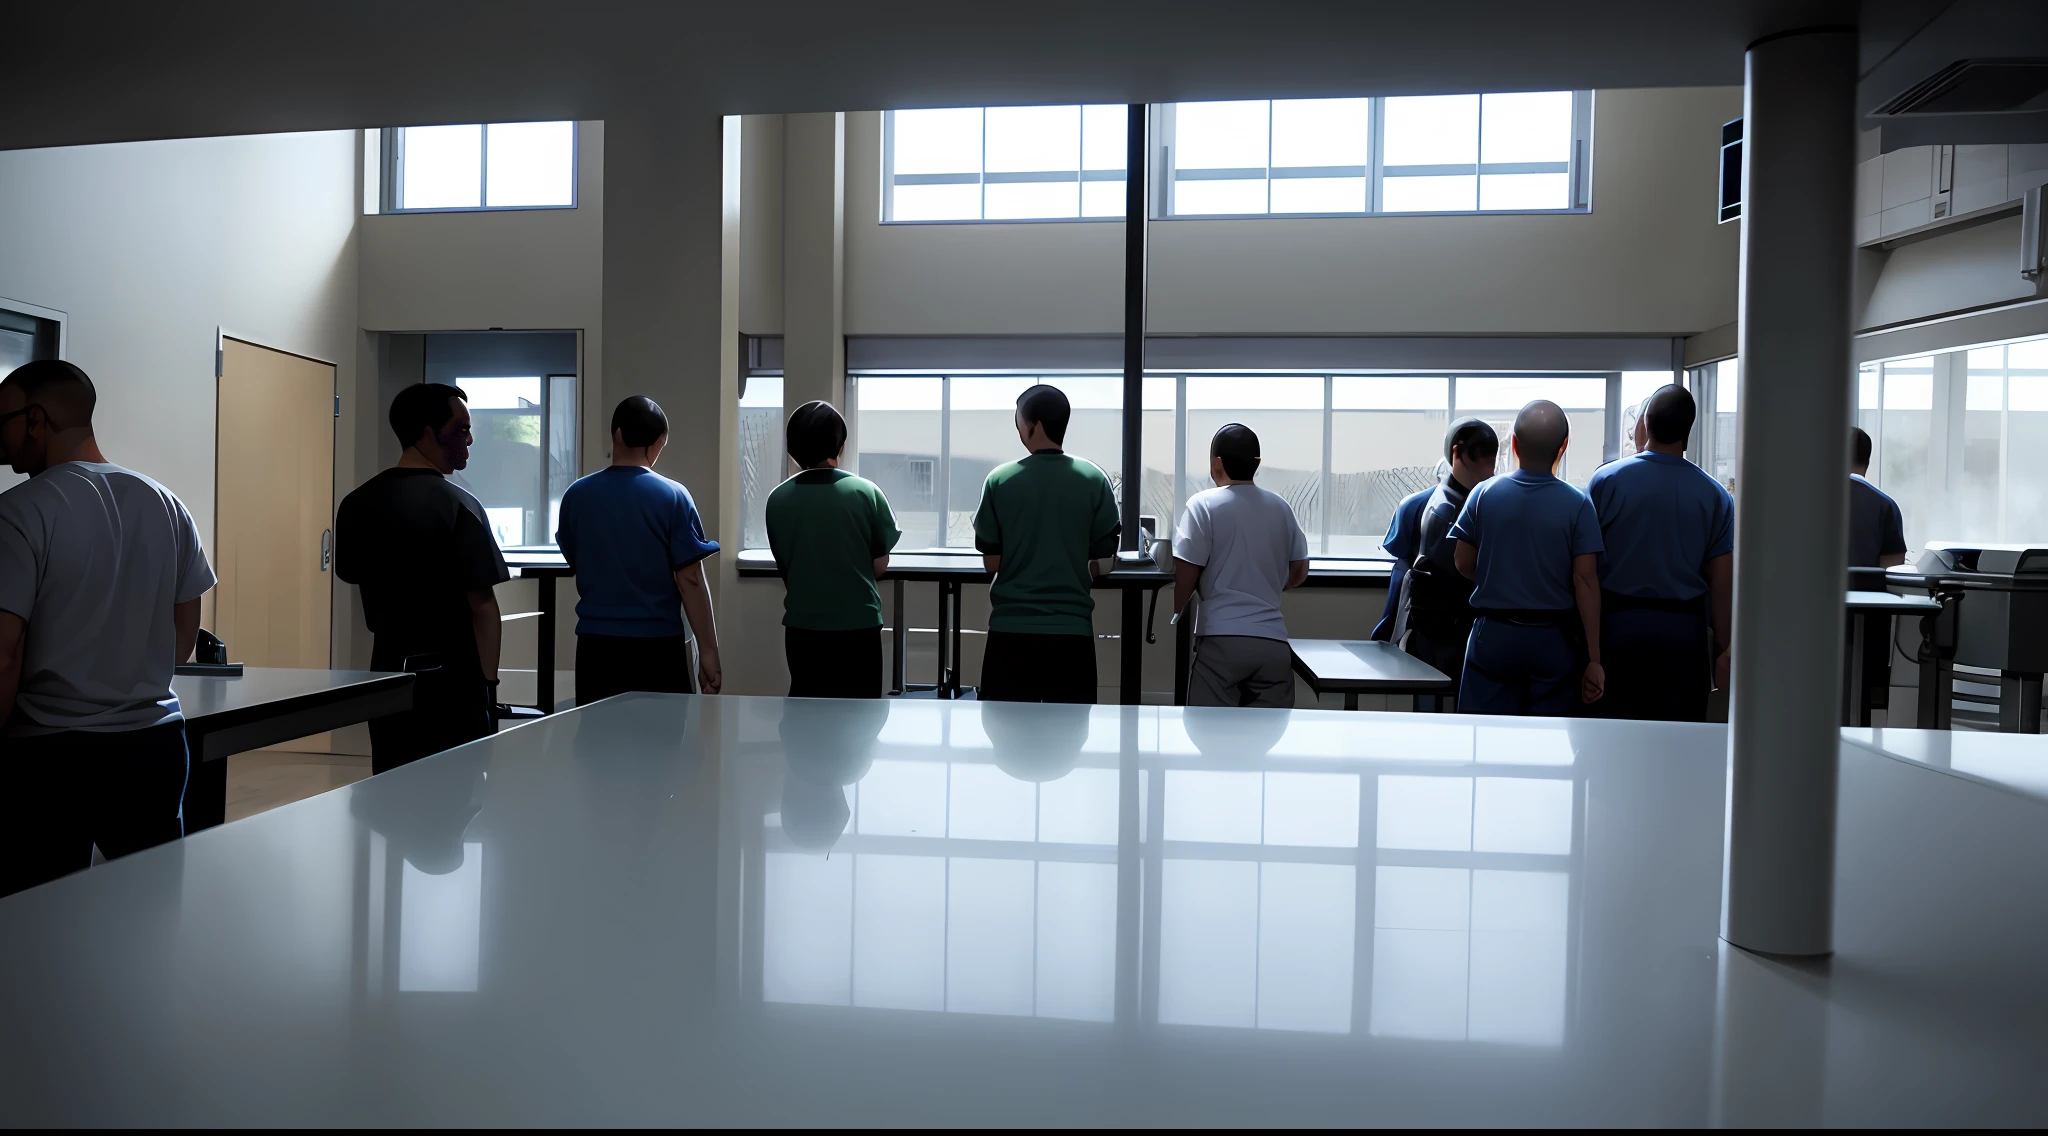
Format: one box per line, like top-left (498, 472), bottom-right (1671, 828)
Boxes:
top-left (1188, 635), bottom-right (1296, 708)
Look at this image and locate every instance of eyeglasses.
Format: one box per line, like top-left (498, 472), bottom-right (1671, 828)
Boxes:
top-left (0, 404), bottom-right (39, 431)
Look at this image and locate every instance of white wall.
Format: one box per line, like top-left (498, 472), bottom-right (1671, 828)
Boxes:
top-left (841, 86), bottom-right (1742, 338)
top-left (0, 129), bottom-right (361, 650)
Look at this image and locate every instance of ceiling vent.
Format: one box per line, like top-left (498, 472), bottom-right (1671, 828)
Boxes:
top-left (1875, 59), bottom-right (2048, 116)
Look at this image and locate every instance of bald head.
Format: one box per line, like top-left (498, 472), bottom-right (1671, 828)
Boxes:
top-left (1643, 384), bottom-right (1695, 449)
top-left (1512, 400), bottom-right (1569, 471)
top-left (0, 359), bottom-right (96, 433)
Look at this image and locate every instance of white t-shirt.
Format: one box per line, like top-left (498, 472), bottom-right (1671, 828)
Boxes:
top-left (0, 462), bottom-right (216, 735)
top-left (1174, 482), bottom-right (1309, 641)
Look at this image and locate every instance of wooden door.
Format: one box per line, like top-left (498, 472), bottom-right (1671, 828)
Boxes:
top-left (215, 337), bottom-right (335, 679)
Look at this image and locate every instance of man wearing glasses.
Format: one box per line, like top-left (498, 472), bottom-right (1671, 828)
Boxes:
top-left (336, 383), bottom-right (510, 773)
top-left (0, 360), bottom-right (215, 897)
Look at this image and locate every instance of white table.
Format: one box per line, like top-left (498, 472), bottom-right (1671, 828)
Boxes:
top-left (174, 667), bottom-right (412, 831)
top-left (1288, 638), bottom-right (1456, 710)
top-left (2, 694), bottom-right (2046, 1125)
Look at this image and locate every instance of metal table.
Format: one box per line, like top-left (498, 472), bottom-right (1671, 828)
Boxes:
top-left (175, 668), bottom-right (413, 832)
top-left (6, 694), bottom-right (2048, 1125)
top-left (738, 549), bottom-right (1390, 705)
top-left (1842, 590), bottom-right (1940, 728)
top-left (1288, 637), bottom-right (1456, 710)
top-left (502, 548), bottom-right (573, 713)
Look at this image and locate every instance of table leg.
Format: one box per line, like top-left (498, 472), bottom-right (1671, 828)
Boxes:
top-left (951, 582), bottom-right (965, 699)
top-left (1344, 692), bottom-right (1358, 712)
top-left (1174, 597), bottom-right (1194, 707)
top-left (1842, 611), bottom-right (1865, 727)
top-left (1999, 672), bottom-right (2043, 734)
top-left (936, 581), bottom-right (955, 699)
top-left (892, 578), bottom-right (906, 696)
top-left (1120, 586), bottom-right (1143, 706)
top-left (536, 573), bottom-right (557, 713)
top-left (184, 737), bottom-right (226, 834)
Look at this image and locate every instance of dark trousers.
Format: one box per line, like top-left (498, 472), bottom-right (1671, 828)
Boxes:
top-left (979, 630), bottom-right (1098, 704)
top-left (369, 647), bottom-right (494, 776)
top-left (1459, 616), bottom-right (1579, 717)
top-left (0, 720), bottom-right (189, 898)
top-left (576, 632), bottom-right (695, 707)
top-left (786, 626), bottom-right (884, 698)
top-left (1598, 608), bottom-right (1712, 723)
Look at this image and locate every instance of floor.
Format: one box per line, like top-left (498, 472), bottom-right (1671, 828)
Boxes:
top-left (224, 747), bottom-right (370, 822)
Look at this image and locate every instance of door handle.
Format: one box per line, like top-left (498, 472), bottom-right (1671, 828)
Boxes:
top-left (320, 529), bottom-right (333, 572)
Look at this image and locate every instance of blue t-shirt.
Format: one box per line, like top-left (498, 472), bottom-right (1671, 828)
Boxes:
top-left (1847, 474), bottom-right (1907, 568)
top-left (1372, 486), bottom-right (1432, 641)
top-left (1586, 451), bottom-right (1735, 600)
top-left (555, 466), bottom-right (721, 637)
top-left (1449, 469), bottom-right (1603, 611)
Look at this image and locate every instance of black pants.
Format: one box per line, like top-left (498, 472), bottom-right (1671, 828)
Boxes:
top-left (979, 631), bottom-right (1098, 704)
top-left (576, 632), bottom-right (694, 707)
top-left (369, 647), bottom-right (495, 776)
top-left (0, 719), bottom-right (189, 899)
top-left (1597, 608), bottom-right (1712, 723)
top-left (786, 626), bottom-right (884, 698)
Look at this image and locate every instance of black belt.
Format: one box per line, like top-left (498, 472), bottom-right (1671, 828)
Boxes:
top-left (1602, 589), bottom-right (1707, 616)
top-left (1473, 608), bottom-right (1575, 627)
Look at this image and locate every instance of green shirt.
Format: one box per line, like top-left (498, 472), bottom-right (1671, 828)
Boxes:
top-left (972, 451), bottom-right (1122, 636)
top-left (765, 469), bottom-right (901, 630)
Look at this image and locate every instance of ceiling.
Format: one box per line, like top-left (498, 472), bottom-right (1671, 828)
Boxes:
top-left (0, 0), bottom-right (2039, 152)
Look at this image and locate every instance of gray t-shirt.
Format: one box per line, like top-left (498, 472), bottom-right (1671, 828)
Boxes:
top-left (1174, 482), bottom-right (1309, 641)
top-left (0, 462), bottom-right (216, 735)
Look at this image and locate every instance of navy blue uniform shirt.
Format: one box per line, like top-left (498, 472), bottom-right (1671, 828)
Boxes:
top-left (1372, 486), bottom-right (1432, 640)
top-left (1847, 474), bottom-right (1908, 568)
top-left (1449, 469), bottom-right (1603, 611)
top-left (1586, 451), bottom-right (1734, 600)
top-left (555, 465), bottom-right (721, 637)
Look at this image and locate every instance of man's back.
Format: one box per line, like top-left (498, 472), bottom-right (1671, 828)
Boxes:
top-left (765, 469), bottom-right (899, 631)
top-left (0, 462), bottom-right (214, 734)
top-left (1176, 482), bottom-right (1307, 641)
top-left (336, 467), bottom-right (509, 670)
top-left (1451, 470), bottom-right (1603, 611)
top-left (1588, 452), bottom-right (1734, 600)
top-left (1395, 477), bottom-right (1475, 640)
top-left (554, 465), bottom-right (719, 637)
top-left (973, 452), bottom-right (1121, 635)
top-left (1847, 474), bottom-right (1907, 568)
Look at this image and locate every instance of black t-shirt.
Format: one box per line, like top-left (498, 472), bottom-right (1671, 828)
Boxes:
top-left (335, 468), bottom-right (510, 675)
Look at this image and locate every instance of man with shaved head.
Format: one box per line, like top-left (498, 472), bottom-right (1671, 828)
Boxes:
top-left (1586, 385), bottom-right (1734, 721)
top-left (1448, 400), bottom-right (1605, 715)
top-left (0, 360), bottom-right (216, 896)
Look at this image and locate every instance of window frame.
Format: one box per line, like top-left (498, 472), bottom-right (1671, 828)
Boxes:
top-left (816, 368), bottom-right (1644, 557)
top-left (380, 122), bottom-right (581, 215)
top-left (879, 94), bottom-right (1592, 226)
top-left (881, 107), bottom-right (1129, 226)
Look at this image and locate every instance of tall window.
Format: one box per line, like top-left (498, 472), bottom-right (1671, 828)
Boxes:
top-left (792, 370), bottom-right (1661, 557)
top-left (448, 375), bottom-right (577, 549)
top-left (738, 376), bottom-right (786, 551)
top-left (881, 93), bottom-right (1590, 223)
top-left (378, 122), bottom-right (578, 213)
top-left (884, 106), bottom-right (1128, 222)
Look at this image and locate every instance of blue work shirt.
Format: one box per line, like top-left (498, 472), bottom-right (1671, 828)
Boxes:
top-left (1586, 451), bottom-right (1734, 600)
top-left (1449, 469), bottom-right (1603, 612)
top-left (1847, 474), bottom-right (1907, 568)
top-left (1372, 486), bottom-right (1433, 640)
top-left (555, 465), bottom-right (721, 637)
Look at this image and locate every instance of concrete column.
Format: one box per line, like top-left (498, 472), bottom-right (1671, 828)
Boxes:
top-left (782, 112), bottom-right (846, 415)
top-left (601, 111), bottom-right (742, 577)
top-left (1723, 27), bottom-right (1858, 957)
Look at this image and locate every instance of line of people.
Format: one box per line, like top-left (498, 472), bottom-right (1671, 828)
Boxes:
top-left (0, 363), bottom-right (1916, 898)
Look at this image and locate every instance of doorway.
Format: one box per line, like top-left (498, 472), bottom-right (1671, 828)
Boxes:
top-left (215, 336), bottom-right (336, 678)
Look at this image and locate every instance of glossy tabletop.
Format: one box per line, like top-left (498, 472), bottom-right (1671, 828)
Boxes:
top-left (1289, 638), bottom-right (1456, 691)
top-left (173, 667), bottom-right (411, 728)
top-left (2, 696), bottom-right (2046, 1126)
top-left (1845, 589), bottom-right (1941, 613)
top-left (736, 548), bottom-right (1388, 588)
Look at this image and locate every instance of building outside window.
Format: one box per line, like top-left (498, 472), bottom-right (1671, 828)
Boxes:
top-left (738, 376), bottom-right (787, 550)
top-left (374, 122), bottom-right (578, 213)
top-left (450, 375), bottom-right (577, 548)
top-left (881, 93), bottom-right (1589, 223)
top-left (753, 370), bottom-right (1668, 556)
